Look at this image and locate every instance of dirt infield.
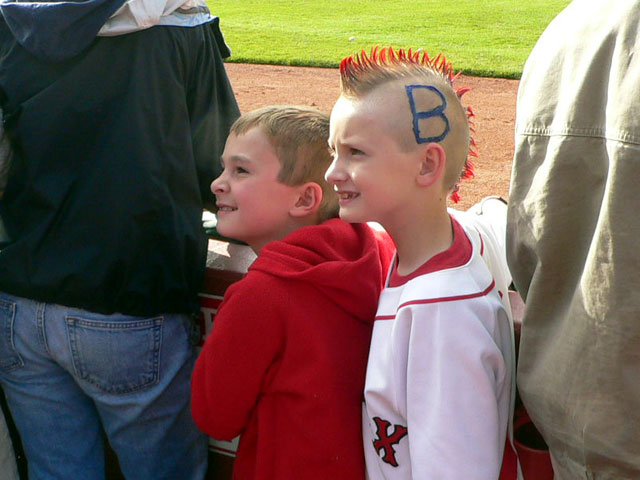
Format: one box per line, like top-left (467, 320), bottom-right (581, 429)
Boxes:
top-left (225, 63), bottom-right (520, 210)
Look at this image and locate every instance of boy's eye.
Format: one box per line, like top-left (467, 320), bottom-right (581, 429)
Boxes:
top-left (350, 147), bottom-right (364, 156)
top-left (235, 166), bottom-right (249, 174)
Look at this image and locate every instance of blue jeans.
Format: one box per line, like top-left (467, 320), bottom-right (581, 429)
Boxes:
top-left (0, 292), bottom-right (208, 480)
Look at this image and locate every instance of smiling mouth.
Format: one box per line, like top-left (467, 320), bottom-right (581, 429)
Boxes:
top-left (337, 192), bottom-right (359, 200)
top-left (217, 205), bottom-right (237, 212)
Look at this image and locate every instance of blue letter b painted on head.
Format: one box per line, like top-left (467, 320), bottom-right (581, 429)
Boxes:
top-left (405, 84), bottom-right (450, 144)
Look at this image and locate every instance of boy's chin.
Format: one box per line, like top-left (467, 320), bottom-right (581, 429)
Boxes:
top-left (215, 223), bottom-right (241, 242)
top-left (338, 210), bottom-right (368, 224)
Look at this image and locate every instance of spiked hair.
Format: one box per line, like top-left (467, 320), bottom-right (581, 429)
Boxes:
top-left (339, 46), bottom-right (476, 202)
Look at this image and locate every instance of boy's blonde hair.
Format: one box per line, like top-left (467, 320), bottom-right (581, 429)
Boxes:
top-left (339, 46), bottom-right (476, 202)
top-left (230, 105), bottom-right (339, 222)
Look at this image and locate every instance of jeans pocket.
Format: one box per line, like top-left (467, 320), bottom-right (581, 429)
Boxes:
top-left (65, 315), bottom-right (163, 394)
top-left (0, 298), bottom-right (23, 372)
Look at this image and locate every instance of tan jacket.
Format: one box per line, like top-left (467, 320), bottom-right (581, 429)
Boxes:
top-left (507, 1), bottom-right (640, 478)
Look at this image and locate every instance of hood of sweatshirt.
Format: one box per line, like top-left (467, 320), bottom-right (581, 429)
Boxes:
top-left (250, 219), bottom-right (394, 323)
top-left (0, 0), bottom-right (205, 62)
top-left (0, 0), bottom-right (128, 61)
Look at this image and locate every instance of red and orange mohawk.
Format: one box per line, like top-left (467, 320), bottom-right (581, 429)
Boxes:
top-left (339, 46), bottom-right (476, 203)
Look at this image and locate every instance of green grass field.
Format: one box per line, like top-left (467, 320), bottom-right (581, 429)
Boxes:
top-left (209, 0), bottom-right (570, 79)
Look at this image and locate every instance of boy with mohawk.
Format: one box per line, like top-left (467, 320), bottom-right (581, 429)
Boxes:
top-left (326, 47), bottom-right (516, 479)
top-left (191, 105), bottom-right (395, 479)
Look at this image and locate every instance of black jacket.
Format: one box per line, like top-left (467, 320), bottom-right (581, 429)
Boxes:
top-left (0, 10), bottom-right (240, 316)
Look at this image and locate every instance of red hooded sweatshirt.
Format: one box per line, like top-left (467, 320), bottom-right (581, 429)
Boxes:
top-left (191, 219), bottom-right (394, 479)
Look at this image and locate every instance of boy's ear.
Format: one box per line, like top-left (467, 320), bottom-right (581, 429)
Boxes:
top-left (290, 182), bottom-right (323, 217)
top-left (416, 142), bottom-right (446, 187)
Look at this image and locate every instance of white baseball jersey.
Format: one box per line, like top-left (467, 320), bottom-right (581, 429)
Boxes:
top-left (363, 217), bottom-right (514, 479)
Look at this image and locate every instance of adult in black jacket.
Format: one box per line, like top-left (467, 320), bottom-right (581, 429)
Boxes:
top-left (0, 1), bottom-right (240, 478)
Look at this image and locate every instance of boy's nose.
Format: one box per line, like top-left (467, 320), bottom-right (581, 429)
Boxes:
top-left (325, 158), bottom-right (345, 184)
top-left (210, 176), bottom-right (227, 194)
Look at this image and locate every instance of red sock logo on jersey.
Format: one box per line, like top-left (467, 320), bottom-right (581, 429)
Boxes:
top-left (372, 417), bottom-right (408, 467)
